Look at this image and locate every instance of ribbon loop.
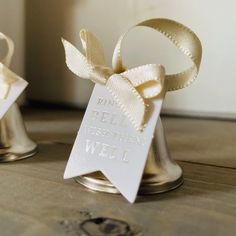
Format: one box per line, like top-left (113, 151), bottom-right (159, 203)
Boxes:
top-left (0, 33), bottom-right (18, 99)
top-left (121, 64), bottom-right (165, 99)
top-left (0, 32), bottom-right (14, 67)
top-left (62, 18), bottom-right (202, 131)
top-left (112, 18), bottom-right (202, 91)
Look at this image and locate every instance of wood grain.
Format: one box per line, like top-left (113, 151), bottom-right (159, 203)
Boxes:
top-left (0, 108), bottom-right (234, 236)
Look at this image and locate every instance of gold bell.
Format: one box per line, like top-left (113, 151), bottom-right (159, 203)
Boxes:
top-left (0, 103), bottom-right (37, 162)
top-left (75, 118), bottom-right (183, 195)
top-left (0, 33), bottom-right (37, 162)
top-left (63, 17), bottom-right (203, 197)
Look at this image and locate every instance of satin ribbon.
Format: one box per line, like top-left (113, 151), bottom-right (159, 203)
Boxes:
top-left (62, 18), bottom-right (202, 131)
top-left (0, 32), bottom-right (19, 99)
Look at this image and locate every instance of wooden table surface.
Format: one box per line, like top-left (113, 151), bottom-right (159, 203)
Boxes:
top-left (0, 108), bottom-right (235, 236)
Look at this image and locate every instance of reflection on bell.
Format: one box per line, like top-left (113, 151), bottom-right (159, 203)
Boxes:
top-left (75, 118), bottom-right (183, 195)
top-left (0, 103), bottom-right (37, 162)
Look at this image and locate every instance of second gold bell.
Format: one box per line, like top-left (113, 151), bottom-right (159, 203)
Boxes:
top-left (0, 33), bottom-right (37, 162)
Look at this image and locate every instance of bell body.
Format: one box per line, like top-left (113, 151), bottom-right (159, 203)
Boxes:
top-left (75, 118), bottom-right (183, 195)
top-left (0, 103), bottom-right (37, 162)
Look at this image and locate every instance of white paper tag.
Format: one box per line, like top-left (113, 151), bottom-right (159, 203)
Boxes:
top-left (64, 84), bottom-right (164, 203)
top-left (0, 78), bottom-right (28, 119)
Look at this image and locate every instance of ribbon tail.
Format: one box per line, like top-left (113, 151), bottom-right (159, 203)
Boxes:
top-left (61, 38), bottom-right (92, 79)
top-left (80, 29), bottom-right (106, 66)
top-left (121, 64), bottom-right (166, 99)
top-left (106, 74), bottom-right (146, 131)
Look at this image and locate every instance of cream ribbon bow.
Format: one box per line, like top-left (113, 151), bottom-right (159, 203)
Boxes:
top-left (0, 32), bottom-right (19, 99)
top-left (62, 18), bottom-right (202, 131)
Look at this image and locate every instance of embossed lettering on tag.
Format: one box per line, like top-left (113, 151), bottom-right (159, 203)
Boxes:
top-left (64, 84), bottom-right (165, 203)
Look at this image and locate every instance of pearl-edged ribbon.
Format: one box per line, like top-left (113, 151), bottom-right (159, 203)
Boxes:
top-left (62, 18), bottom-right (202, 131)
top-left (0, 32), bottom-right (19, 99)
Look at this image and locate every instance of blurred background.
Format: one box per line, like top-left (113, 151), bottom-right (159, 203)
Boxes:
top-left (0, 0), bottom-right (235, 119)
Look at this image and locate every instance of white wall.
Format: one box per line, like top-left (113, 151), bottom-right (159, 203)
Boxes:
top-left (26, 0), bottom-right (236, 118)
top-left (0, 0), bottom-right (25, 77)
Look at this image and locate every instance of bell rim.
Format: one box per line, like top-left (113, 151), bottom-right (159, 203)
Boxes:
top-left (0, 147), bottom-right (38, 163)
top-left (74, 172), bottom-right (183, 195)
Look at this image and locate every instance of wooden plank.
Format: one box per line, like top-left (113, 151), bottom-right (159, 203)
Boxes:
top-left (0, 108), bottom-right (235, 235)
top-left (164, 117), bottom-right (236, 168)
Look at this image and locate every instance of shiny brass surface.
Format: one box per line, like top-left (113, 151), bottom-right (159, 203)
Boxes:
top-left (0, 103), bottom-right (37, 163)
top-left (75, 118), bottom-right (183, 195)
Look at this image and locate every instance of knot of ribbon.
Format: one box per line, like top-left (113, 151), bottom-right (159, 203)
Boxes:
top-left (0, 32), bottom-right (19, 99)
top-left (62, 18), bottom-right (202, 131)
